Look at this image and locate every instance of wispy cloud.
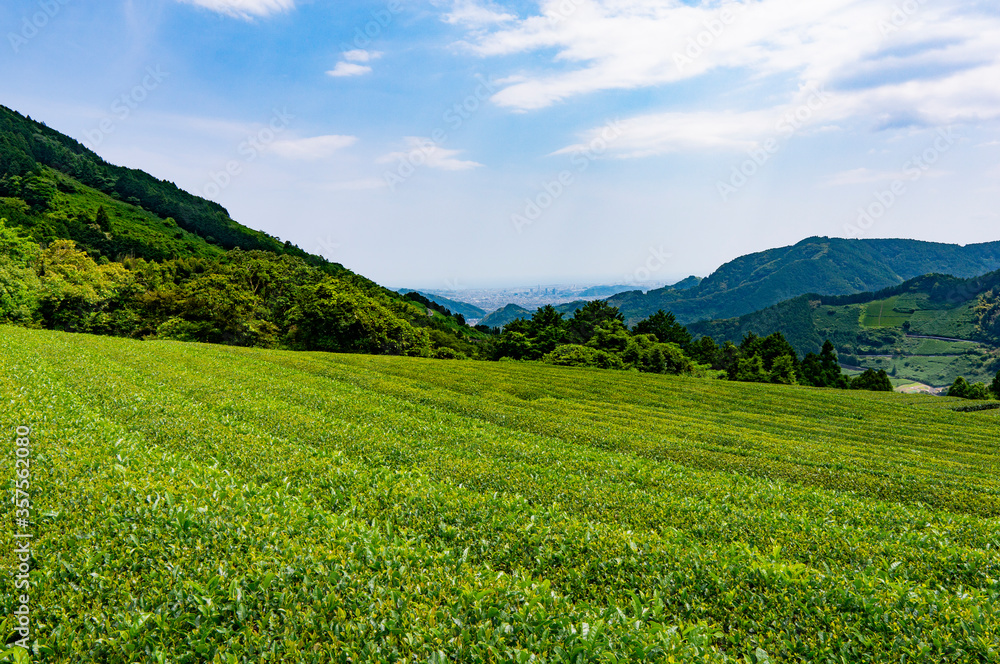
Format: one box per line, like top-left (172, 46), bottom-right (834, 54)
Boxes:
top-left (176, 0), bottom-right (294, 20)
top-left (447, 0), bottom-right (1000, 157)
top-left (378, 137), bottom-right (483, 171)
top-left (441, 0), bottom-right (517, 26)
top-left (327, 50), bottom-right (382, 78)
top-left (268, 135), bottom-right (358, 159)
top-left (327, 62), bottom-right (373, 77)
top-left (343, 49), bottom-right (382, 63)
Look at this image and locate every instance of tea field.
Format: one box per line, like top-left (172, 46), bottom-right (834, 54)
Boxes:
top-left (2, 326), bottom-right (999, 663)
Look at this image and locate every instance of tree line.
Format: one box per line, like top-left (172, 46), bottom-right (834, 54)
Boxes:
top-left (485, 302), bottom-right (898, 391)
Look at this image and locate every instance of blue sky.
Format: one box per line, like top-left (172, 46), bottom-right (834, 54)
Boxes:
top-left (2, 0), bottom-right (999, 289)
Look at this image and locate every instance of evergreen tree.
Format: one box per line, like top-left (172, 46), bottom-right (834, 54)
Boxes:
top-left (633, 310), bottom-right (692, 346)
top-left (992, 369), bottom-right (1000, 399)
top-left (819, 341), bottom-right (841, 386)
top-left (94, 205), bottom-right (111, 230)
top-left (735, 355), bottom-right (768, 383)
top-left (769, 355), bottom-right (798, 385)
top-left (799, 352), bottom-right (825, 387)
top-left (565, 300), bottom-right (623, 345)
top-left (688, 335), bottom-right (720, 367)
top-left (851, 369), bottom-right (893, 392)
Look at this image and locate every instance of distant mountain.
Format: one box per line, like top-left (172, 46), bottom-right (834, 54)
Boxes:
top-left (669, 276), bottom-right (703, 291)
top-left (398, 290), bottom-right (486, 320)
top-left (606, 237), bottom-right (1000, 325)
top-left (688, 270), bottom-right (1000, 386)
top-left (479, 303), bottom-right (533, 329)
top-left (578, 284), bottom-right (633, 297)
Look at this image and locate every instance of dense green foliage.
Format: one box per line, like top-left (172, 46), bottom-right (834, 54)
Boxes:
top-left (0, 105), bottom-right (492, 359)
top-left (689, 271), bottom-right (1000, 387)
top-left (948, 376), bottom-right (994, 400)
top-left (489, 303), bottom-right (889, 391)
top-left (2, 326), bottom-right (999, 662)
top-left (398, 290), bottom-right (487, 321)
top-left (0, 219), bottom-right (489, 356)
top-left (0, 105), bottom-right (332, 263)
top-left (605, 236), bottom-right (1000, 325)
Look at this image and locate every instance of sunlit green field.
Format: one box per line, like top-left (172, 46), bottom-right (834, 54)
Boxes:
top-left (2, 326), bottom-right (999, 663)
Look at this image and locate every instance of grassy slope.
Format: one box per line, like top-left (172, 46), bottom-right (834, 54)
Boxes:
top-left (2, 326), bottom-right (999, 662)
top-left (0, 167), bottom-right (224, 261)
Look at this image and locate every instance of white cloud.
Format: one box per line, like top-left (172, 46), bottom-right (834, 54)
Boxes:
top-left (268, 135), bottom-right (358, 159)
top-left (327, 62), bottom-right (373, 78)
top-left (377, 137), bottom-right (483, 171)
top-left (343, 49), bottom-right (382, 63)
top-left (441, 0), bottom-right (517, 26)
top-left (448, 0), bottom-right (1000, 156)
top-left (176, 0), bottom-right (294, 20)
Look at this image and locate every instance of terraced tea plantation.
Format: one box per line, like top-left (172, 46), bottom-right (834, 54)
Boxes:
top-left (2, 326), bottom-right (999, 663)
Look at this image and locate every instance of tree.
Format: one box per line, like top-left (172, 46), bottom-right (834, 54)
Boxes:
top-left (967, 382), bottom-right (992, 400)
top-left (735, 355), bottom-right (768, 383)
top-left (769, 355), bottom-right (798, 385)
top-left (94, 205), bottom-right (111, 230)
top-left (799, 352), bottom-right (825, 387)
top-left (565, 300), bottom-right (623, 345)
top-left (851, 369), bottom-right (893, 392)
top-left (948, 376), bottom-right (970, 399)
top-left (585, 319), bottom-right (631, 354)
top-left (0, 218), bottom-right (42, 323)
top-left (528, 304), bottom-right (566, 357)
top-left (493, 331), bottom-right (532, 360)
top-left (992, 369), bottom-right (1000, 399)
top-left (633, 310), bottom-right (692, 346)
top-left (819, 341), bottom-right (842, 386)
top-left (543, 344), bottom-right (624, 370)
top-left (688, 335), bottom-right (720, 368)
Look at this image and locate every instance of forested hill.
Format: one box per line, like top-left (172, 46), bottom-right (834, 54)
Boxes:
top-left (0, 104), bottom-right (352, 274)
top-left (686, 269), bottom-right (1000, 386)
top-left (607, 236), bottom-right (1000, 325)
top-left (0, 103), bottom-right (487, 358)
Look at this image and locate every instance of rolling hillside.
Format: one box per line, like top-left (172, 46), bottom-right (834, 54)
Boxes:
top-left (398, 289), bottom-right (487, 320)
top-left (479, 303), bottom-right (534, 329)
top-left (3, 325), bottom-right (999, 661)
top-left (689, 270), bottom-right (1000, 387)
top-left (607, 236), bottom-right (1000, 325)
top-left (0, 103), bottom-right (487, 356)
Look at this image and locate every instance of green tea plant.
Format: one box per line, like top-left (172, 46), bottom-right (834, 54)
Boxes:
top-left (1, 326), bottom-right (998, 662)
